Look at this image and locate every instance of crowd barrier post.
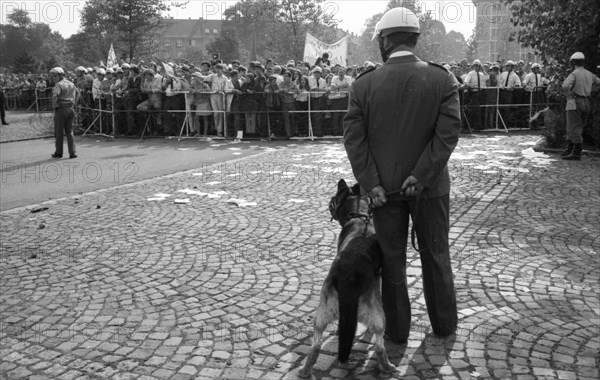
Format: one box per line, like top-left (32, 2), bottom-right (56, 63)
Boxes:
top-left (495, 87), bottom-right (508, 132)
top-left (307, 94), bottom-right (314, 140)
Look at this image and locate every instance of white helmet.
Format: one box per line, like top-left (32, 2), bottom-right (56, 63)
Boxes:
top-left (570, 52), bottom-right (585, 60)
top-left (372, 7), bottom-right (420, 41)
top-left (472, 59), bottom-right (481, 66)
top-left (531, 63), bottom-right (541, 69)
top-left (75, 66), bottom-right (85, 72)
top-left (49, 67), bottom-right (64, 75)
top-left (97, 68), bottom-right (106, 75)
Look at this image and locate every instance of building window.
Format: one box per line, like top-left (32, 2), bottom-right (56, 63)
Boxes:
top-left (205, 28), bottom-right (210, 33)
top-left (213, 29), bottom-right (218, 34)
top-left (176, 39), bottom-right (183, 47)
top-left (191, 40), bottom-right (196, 46)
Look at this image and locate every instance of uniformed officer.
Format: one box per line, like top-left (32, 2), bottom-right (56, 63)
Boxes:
top-left (561, 52), bottom-right (600, 160)
top-left (462, 59), bottom-right (487, 130)
top-left (343, 7), bottom-right (460, 344)
top-left (0, 74), bottom-right (8, 125)
top-left (49, 67), bottom-right (78, 159)
top-left (523, 63), bottom-right (546, 129)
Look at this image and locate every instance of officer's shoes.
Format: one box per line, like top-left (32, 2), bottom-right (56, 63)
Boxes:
top-left (69, 154), bottom-right (77, 159)
top-left (51, 153), bottom-right (62, 158)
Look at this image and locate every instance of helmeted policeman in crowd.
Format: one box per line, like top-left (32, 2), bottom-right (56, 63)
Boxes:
top-left (343, 7), bottom-right (460, 344)
top-left (49, 67), bottom-right (78, 159)
top-left (561, 52), bottom-right (600, 160)
top-left (462, 59), bottom-right (487, 130)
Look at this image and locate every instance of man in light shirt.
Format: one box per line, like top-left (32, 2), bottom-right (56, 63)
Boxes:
top-left (522, 63), bottom-right (546, 129)
top-left (498, 61), bottom-right (521, 124)
top-left (462, 60), bottom-right (486, 130)
top-left (328, 66), bottom-right (353, 135)
top-left (308, 67), bottom-right (328, 137)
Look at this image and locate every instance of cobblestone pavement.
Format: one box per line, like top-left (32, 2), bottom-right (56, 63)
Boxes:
top-left (1, 134), bottom-right (598, 380)
top-left (0, 111), bottom-right (54, 142)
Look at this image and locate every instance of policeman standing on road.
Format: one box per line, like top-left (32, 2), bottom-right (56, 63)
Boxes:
top-left (462, 59), bottom-right (486, 130)
top-left (49, 67), bottom-right (78, 159)
top-left (343, 7), bottom-right (461, 344)
top-left (561, 52), bottom-right (600, 160)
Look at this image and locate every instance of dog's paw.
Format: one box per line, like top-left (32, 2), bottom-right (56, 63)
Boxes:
top-left (378, 361), bottom-right (397, 374)
top-left (297, 367), bottom-right (312, 378)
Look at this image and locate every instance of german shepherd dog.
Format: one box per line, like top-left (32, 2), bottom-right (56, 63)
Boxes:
top-left (299, 179), bottom-right (396, 377)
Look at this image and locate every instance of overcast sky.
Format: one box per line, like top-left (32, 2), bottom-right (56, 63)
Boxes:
top-left (1, 0), bottom-right (476, 40)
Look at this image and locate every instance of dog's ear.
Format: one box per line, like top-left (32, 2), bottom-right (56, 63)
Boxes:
top-left (337, 179), bottom-right (348, 193)
top-left (351, 183), bottom-right (361, 195)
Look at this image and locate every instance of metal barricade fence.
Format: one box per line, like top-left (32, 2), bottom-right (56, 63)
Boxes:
top-left (26, 86), bottom-right (558, 141)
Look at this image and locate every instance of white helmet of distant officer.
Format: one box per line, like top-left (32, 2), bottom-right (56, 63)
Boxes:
top-left (372, 7), bottom-right (420, 62)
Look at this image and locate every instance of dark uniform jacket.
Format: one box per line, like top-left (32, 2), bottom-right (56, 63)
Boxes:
top-left (343, 54), bottom-right (461, 199)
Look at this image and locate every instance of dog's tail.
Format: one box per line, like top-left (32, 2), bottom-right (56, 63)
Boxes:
top-left (336, 269), bottom-right (368, 363)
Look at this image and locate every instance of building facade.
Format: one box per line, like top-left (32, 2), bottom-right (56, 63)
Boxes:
top-left (473, 0), bottom-right (535, 63)
top-left (161, 18), bottom-right (222, 59)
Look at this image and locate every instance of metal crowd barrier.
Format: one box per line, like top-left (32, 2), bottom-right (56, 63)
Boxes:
top-left (25, 86), bottom-right (556, 140)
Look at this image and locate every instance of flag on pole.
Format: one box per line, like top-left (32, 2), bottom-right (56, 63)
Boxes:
top-left (100, 60), bottom-right (106, 68)
top-left (303, 33), bottom-right (348, 66)
top-left (107, 44), bottom-right (117, 68)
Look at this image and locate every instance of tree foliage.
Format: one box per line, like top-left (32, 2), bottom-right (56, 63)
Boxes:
top-left (351, 0), bottom-right (468, 64)
top-left (223, 0), bottom-right (337, 62)
top-left (206, 23), bottom-right (242, 63)
top-left (79, 0), bottom-right (183, 62)
top-left (505, 0), bottom-right (600, 69)
top-left (0, 9), bottom-right (69, 71)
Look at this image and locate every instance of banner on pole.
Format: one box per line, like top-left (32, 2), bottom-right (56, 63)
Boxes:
top-left (303, 33), bottom-right (348, 66)
top-left (107, 44), bottom-right (117, 68)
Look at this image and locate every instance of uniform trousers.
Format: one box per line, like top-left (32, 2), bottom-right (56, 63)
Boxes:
top-left (566, 97), bottom-right (590, 144)
top-left (54, 107), bottom-right (76, 156)
top-left (373, 194), bottom-right (457, 341)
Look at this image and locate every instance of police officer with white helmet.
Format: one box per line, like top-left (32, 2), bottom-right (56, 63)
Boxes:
top-left (561, 52), bottom-right (600, 160)
top-left (344, 6), bottom-right (460, 345)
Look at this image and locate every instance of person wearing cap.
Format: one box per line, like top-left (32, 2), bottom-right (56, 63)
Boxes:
top-left (462, 59), bottom-right (487, 130)
top-left (49, 67), bottom-right (78, 159)
top-left (498, 60), bottom-right (521, 124)
top-left (522, 63), bottom-right (546, 129)
top-left (307, 67), bottom-right (327, 137)
top-left (561, 52), bottom-right (600, 160)
top-left (344, 7), bottom-right (460, 346)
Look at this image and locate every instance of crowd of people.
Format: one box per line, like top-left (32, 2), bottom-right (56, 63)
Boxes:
top-left (0, 54), bottom-right (586, 137)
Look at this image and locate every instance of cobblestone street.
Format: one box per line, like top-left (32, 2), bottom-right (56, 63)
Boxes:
top-left (1, 134), bottom-right (598, 380)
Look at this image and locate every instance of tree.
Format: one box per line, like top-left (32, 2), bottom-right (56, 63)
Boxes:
top-left (443, 31), bottom-right (467, 63)
top-left (206, 24), bottom-right (242, 63)
top-left (80, 0), bottom-right (184, 61)
top-left (7, 9), bottom-right (31, 28)
top-left (223, 0), bottom-right (337, 62)
top-left (505, 0), bottom-right (600, 70)
top-left (13, 51), bottom-right (36, 73)
top-left (0, 9), bottom-right (68, 70)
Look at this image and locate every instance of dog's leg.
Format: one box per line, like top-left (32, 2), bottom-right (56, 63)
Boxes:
top-left (299, 288), bottom-right (337, 378)
top-left (298, 321), bottom-right (325, 378)
top-left (366, 289), bottom-right (396, 374)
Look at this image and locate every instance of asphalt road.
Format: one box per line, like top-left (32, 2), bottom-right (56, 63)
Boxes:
top-left (0, 136), bottom-right (299, 211)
